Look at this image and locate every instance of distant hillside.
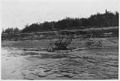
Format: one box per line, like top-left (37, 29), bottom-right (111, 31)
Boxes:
top-left (21, 10), bottom-right (119, 33)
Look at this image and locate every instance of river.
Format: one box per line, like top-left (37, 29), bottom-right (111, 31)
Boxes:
top-left (1, 46), bottom-right (118, 80)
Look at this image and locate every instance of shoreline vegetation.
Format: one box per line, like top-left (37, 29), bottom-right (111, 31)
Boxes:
top-left (2, 10), bottom-right (119, 40)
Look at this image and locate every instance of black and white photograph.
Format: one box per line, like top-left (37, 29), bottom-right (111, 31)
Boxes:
top-left (1, 0), bottom-right (119, 80)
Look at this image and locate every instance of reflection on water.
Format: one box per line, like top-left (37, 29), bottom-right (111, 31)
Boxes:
top-left (1, 47), bottom-right (118, 80)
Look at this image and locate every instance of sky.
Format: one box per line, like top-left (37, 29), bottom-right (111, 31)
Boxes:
top-left (1, 0), bottom-right (119, 29)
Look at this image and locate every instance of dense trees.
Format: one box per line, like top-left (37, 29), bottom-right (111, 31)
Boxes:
top-left (2, 10), bottom-right (119, 34)
top-left (2, 28), bottom-right (20, 34)
top-left (21, 10), bottom-right (118, 33)
top-left (2, 10), bottom-right (118, 40)
top-left (2, 28), bottom-right (20, 40)
top-left (88, 11), bottom-right (119, 27)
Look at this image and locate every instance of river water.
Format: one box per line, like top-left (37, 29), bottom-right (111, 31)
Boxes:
top-left (1, 47), bottom-right (28, 79)
top-left (1, 46), bottom-right (118, 80)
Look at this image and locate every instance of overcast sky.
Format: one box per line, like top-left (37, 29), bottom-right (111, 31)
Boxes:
top-left (1, 0), bottom-right (119, 29)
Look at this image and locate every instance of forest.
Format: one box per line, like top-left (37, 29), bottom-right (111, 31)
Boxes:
top-left (2, 10), bottom-right (119, 36)
top-left (21, 10), bottom-right (119, 33)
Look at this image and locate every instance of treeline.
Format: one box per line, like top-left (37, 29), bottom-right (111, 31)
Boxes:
top-left (21, 10), bottom-right (119, 33)
top-left (2, 28), bottom-right (20, 34)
